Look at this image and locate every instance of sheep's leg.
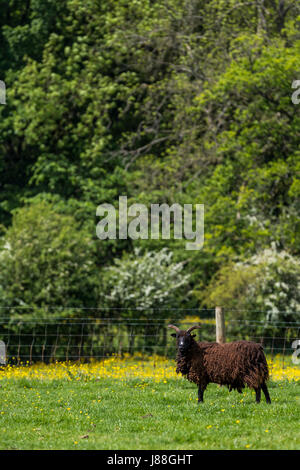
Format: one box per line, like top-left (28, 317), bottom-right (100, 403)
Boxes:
top-left (255, 387), bottom-right (261, 403)
top-left (261, 382), bottom-right (271, 404)
top-left (198, 386), bottom-right (204, 403)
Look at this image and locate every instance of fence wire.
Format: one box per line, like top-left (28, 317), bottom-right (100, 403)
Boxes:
top-left (0, 309), bottom-right (299, 373)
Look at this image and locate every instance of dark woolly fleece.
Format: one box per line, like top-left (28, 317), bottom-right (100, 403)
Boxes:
top-left (176, 339), bottom-right (269, 392)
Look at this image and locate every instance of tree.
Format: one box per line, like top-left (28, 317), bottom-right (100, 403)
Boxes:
top-left (0, 201), bottom-right (98, 314)
top-left (102, 247), bottom-right (190, 352)
top-left (200, 245), bottom-right (300, 324)
top-left (103, 247), bottom-right (190, 314)
top-left (0, 0), bottom-right (300, 321)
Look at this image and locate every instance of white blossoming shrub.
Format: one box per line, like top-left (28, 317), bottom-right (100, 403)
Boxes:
top-left (240, 247), bottom-right (300, 322)
top-left (201, 246), bottom-right (300, 323)
top-left (102, 248), bottom-right (190, 318)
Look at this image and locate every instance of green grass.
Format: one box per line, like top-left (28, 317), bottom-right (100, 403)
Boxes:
top-left (0, 377), bottom-right (299, 450)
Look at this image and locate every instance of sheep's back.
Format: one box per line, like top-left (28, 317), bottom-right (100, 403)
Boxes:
top-left (198, 340), bottom-right (269, 388)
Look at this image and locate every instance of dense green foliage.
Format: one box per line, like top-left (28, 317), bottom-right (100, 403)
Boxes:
top-left (200, 247), bottom-right (300, 322)
top-left (0, 0), bottom-right (299, 322)
top-left (0, 202), bottom-right (98, 311)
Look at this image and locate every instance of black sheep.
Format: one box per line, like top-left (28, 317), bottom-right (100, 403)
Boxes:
top-left (168, 324), bottom-right (271, 404)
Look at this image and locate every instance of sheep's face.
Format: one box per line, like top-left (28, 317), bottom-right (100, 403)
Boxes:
top-left (171, 331), bottom-right (196, 354)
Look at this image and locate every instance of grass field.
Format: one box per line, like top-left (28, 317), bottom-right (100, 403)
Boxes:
top-left (0, 356), bottom-right (299, 450)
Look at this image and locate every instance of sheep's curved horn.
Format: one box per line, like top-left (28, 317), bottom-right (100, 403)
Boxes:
top-left (168, 324), bottom-right (180, 332)
top-left (186, 325), bottom-right (201, 334)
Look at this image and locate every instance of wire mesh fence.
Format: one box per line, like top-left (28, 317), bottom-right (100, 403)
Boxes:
top-left (0, 308), bottom-right (299, 372)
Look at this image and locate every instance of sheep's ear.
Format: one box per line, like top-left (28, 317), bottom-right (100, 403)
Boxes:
top-left (171, 333), bottom-right (176, 338)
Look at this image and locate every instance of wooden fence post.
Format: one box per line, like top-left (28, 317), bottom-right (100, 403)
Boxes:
top-left (215, 306), bottom-right (225, 344)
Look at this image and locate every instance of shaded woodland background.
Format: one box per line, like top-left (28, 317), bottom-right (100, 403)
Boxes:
top-left (0, 0), bottom-right (299, 332)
